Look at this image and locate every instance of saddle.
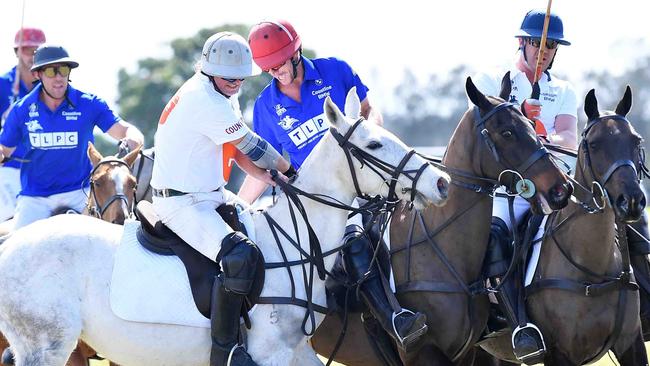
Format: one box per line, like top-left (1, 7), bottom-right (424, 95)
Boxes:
top-left (134, 201), bottom-right (264, 319)
top-left (481, 211), bottom-right (545, 338)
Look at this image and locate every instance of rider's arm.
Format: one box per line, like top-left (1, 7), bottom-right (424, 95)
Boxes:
top-left (549, 115), bottom-right (578, 150)
top-left (230, 131), bottom-right (291, 173)
top-left (238, 175), bottom-right (271, 205)
top-left (107, 121), bottom-right (145, 150)
top-left (360, 98), bottom-right (384, 126)
top-left (0, 144), bottom-right (16, 166)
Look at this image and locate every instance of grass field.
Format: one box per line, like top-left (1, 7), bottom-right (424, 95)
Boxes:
top-left (88, 346), bottom-right (650, 365)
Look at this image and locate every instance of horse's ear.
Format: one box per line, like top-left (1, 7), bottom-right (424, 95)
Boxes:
top-left (615, 85), bottom-right (632, 117)
top-left (344, 87), bottom-right (361, 119)
top-left (466, 77), bottom-right (491, 111)
top-left (498, 72), bottom-right (512, 101)
top-left (123, 145), bottom-right (142, 168)
top-left (324, 96), bottom-right (345, 128)
top-left (584, 89), bottom-right (600, 121)
top-left (87, 142), bottom-right (103, 167)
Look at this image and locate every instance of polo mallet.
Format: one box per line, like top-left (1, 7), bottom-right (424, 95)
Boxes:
top-left (531, 0), bottom-right (553, 99)
top-left (2, 0), bottom-right (27, 122)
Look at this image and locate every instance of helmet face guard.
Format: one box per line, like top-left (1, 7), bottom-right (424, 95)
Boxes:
top-left (201, 32), bottom-right (260, 78)
top-left (515, 9), bottom-right (570, 45)
top-left (31, 44), bottom-right (79, 72)
top-left (248, 20), bottom-right (302, 71)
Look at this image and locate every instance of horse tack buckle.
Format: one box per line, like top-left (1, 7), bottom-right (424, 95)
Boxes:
top-left (585, 284), bottom-right (593, 296)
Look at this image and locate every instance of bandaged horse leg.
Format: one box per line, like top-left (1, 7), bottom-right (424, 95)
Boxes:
top-left (342, 224), bottom-right (427, 350)
top-left (485, 217), bottom-right (545, 364)
top-left (627, 210), bottom-right (650, 341)
top-left (210, 232), bottom-right (260, 366)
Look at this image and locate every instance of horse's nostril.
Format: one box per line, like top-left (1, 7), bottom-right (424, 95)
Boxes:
top-left (437, 177), bottom-right (449, 200)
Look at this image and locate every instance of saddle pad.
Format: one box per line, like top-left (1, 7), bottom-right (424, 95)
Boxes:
top-left (110, 220), bottom-right (210, 328)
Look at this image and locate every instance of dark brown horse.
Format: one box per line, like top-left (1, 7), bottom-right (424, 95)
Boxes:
top-left (479, 86), bottom-right (648, 365)
top-left (310, 73), bottom-right (572, 365)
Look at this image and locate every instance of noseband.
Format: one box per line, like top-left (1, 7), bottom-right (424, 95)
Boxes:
top-left (87, 157), bottom-right (134, 219)
top-left (329, 118), bottom-right (430, 203)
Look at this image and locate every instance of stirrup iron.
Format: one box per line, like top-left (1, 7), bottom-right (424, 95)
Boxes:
top-left (392, 309), bottom-right (427, 349)
top-left (512, 323), bottom-right (546, 363)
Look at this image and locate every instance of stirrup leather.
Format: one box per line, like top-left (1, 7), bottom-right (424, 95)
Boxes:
top-left (512, 323), bottom-right (546, 362)
top-left (392, 309), bottom-right (427, 348)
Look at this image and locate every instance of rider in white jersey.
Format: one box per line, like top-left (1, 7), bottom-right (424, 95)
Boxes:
top-left (470, 9), bottom-right (577, 364)
top-left (151, 32), bottom-right (293, 366)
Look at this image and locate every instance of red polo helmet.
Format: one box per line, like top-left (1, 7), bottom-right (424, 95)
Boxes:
top-left (14, 27), bottom-right (46, 48)
top-left (248, 20), bottom-right (301, 71)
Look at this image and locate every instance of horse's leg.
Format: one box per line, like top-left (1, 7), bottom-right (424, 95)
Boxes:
top-left (612, 330), bottom-right (649, 366)
top-left (291, 341), bottom-right (324, 366)
top-left (469, 347), bottom-right (517, 366)
top-left (65, 346), bottom-right (87, 366)
top-left (402, 345), bottom-right (453, 366)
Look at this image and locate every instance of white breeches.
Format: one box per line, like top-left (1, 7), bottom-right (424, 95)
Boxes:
top-left (152, 189), bottom-right (245, 263)
top-left (13, 188), bottom-right (88, 230)
top-left (0, 167), bottom-right (20, 222)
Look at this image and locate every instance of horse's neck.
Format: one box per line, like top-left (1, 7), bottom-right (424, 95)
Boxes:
top-left (257, 139), bottom-right (356, 262)
top-left (544, 163), bottom-right (618, 274)
top-left (437, 115), bottom-right (493, 238)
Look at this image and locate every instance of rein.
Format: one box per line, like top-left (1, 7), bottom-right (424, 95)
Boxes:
top-left (255, 119), bottom-right (420, 337)
top-left (524, 113), bottom-right (647, 363)
top-left (86, 157), bottom-right (134, 220)
top-left (392, 101), bottom-right (550, 361)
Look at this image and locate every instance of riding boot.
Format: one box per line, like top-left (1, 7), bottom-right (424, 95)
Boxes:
top-left (209, 275), bottom-right (257, 366)
top-left (342, 225), bottom-right (428, 350)
top-left (626, 211), bottom-right (650, 341)
top-left (210, 232), bottom-right (262, 366)
top-left (485, 217), bottom-right (545, 365)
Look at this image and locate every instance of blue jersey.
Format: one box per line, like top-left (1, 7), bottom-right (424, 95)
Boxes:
top-left (0, 66), bottom-right (31, 168)
top-left (0, 84), bottom-right (120, 196)
top-left (252, 56), bottom-right (369, 168)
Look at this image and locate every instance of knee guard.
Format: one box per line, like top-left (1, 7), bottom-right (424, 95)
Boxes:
top-left (483, 217), bottom-right (513, 278)
top-left (218, 232), bottom-right (261, 295)
top-left (341, 225), bottom-right (377, 282)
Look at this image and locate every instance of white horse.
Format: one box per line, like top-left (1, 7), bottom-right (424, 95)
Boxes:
top-left (0, 91), bottom-right (449, 366)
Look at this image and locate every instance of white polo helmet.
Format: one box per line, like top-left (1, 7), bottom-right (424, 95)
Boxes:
top-left (201, 32), bottom-right (261, 78)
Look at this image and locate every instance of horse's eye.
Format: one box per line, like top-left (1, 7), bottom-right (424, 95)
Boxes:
top-left (366, 141), bottom-right (383, 150)
top-left (501, 130), bottom-right (513, 139)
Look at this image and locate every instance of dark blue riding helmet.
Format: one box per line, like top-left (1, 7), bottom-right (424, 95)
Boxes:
top-left (31, 44), bottom-right (79, 71)
top-left (515, 9), bottom-right (571, 46)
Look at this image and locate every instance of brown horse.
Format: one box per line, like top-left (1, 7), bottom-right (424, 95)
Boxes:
top-left (310, 73), bottom-right (573, 365)
top-left (84, 142), bottom-right (140, 225)
top-left (0, 142), bottom-right (139, 366)
top-left (479, 86), bottom-right (648, 365)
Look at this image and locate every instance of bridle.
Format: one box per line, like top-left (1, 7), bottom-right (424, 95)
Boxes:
top-left (86, 157), bottom-right (134, 220)
top-left (329, 117), bottom-right (433, 203)
top-left (473, 102), bottom-right (550, 182)
top-left (580, 114), bottom-right (648, 189)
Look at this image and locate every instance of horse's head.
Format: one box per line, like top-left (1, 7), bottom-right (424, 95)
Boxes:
top-left (87, 142), bottom-right (140, 224)
top-left (322, 88), bottom-right (450, 210)
top-left (465, 72), bottom-right (572, 214)
top-left (580, 86), bottom-right (646, 223)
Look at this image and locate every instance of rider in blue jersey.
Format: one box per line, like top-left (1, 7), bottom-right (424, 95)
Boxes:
top-left (0, 27), bottom-right (47, 222)
top-left (239, 20), bottom-right (427, 352)
top-left (0, 44), bottom-right (144, 230)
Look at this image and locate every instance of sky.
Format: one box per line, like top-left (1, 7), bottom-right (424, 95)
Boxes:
top-left (1, 0), bottom-right (649, 115)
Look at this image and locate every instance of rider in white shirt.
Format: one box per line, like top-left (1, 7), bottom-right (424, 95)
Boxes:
top-left (470, 9), bottom-right (577, 364)
top-left (151, 32), bottom-right (293, 366)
